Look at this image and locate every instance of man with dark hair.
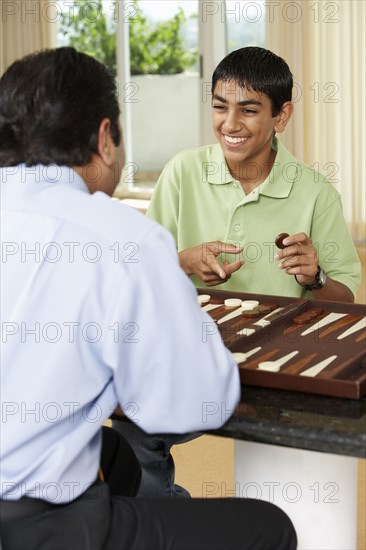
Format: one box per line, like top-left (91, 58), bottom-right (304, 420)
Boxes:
top-left (0, 48), bottom-right (121, 169)
top-left (114, 46), bottom-right (361, 497)
top-left (0, 47), bottom-right (297, 549)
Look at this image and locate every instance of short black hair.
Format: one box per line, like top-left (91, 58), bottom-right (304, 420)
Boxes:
top-left (0, 47), bottom-right (121, 167)
top-left (212, 47), bottom-right (293, 116)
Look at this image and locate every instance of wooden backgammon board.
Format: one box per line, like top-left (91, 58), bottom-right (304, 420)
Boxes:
top-left (197, 289), bottom-right (366, 399)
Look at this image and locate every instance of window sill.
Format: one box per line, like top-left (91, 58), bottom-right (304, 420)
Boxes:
top-left (113, 187), bottom-right (153, 201)
top-left (112, 196), bottom-right (150, 214)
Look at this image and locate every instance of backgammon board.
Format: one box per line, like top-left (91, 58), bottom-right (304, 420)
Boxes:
top-left (197, 289), bottom-right (366, 399)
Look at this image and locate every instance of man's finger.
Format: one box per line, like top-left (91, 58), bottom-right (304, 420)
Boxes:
top-left (282, 233), bottom-right (310, 246)
top-left (204, 255), bottom-right (227, 279)
top-left (223, 259), bottom-right (245, 276)
top-left (208, 241), bottom-right (243, 257)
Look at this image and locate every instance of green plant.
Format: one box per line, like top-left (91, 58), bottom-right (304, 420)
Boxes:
top-left (59, 0), bottom-right (198, 75)
top-left (59, 0), bottom-right (116, 71)
top-left (129, 2), bottom-right (197, 75)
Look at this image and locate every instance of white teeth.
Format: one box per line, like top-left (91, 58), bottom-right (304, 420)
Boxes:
top-left (224, 135), bottom-right (248, 144)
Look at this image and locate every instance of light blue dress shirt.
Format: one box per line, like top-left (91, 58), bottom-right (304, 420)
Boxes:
top-left (0, 165), bottom-right (240, 503)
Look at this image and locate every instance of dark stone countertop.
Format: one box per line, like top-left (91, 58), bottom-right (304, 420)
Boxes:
top-left (211, 385), bottom-right (366, 459)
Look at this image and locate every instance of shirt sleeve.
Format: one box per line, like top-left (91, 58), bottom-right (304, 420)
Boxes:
top-left (105, 223), bottom-right (240, 434)
top-left (311, 183), bottom-right (361, 297)
top-left (146, 160), bottom-right (180, 245)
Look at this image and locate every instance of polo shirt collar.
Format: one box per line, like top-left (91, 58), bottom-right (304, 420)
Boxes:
top-left (259, 137), bottom-right (296, 198)
top-left (205, 137), bottom-right (298, 199)
top-left (206, 144), bottom-right (235, 184)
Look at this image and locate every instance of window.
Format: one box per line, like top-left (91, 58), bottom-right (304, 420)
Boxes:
top-left (57, 0), bottom-right (199, 196)
top-left (57, 1), bottom-right (264, 196)
top-left (58, 1), bottom-right (117, 70)
top-left (226, 1), bottom-right (265, 51)
top-left (116, 0), bottom-right (199, 196)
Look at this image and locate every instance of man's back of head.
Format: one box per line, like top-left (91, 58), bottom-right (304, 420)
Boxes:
top-left (0, 47), bottom-right (121, 168)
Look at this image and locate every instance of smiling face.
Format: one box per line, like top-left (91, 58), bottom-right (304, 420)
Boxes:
top-left (212, 79), bottom-right (293, 188)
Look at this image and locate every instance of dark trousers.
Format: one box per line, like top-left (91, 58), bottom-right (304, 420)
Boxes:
top-left (0, 428), bottom-right (297, 549)
top-left (1, 481), bottom-right (297, 550)
top-left (111, 417), bottom-right (196, 497)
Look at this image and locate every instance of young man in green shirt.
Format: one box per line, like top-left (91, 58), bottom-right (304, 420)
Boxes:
top-left (114, 47), bottom-right (361, 497)
top-left (148, 47), bottom-right (360, 301)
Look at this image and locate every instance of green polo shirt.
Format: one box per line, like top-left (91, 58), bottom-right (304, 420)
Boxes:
top-left (147, 138), bottom-right (361, 298)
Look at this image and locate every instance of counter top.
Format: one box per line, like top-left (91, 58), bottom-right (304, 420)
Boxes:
top-left (212, 385), bottom-right (366, 459)
top-left (112, 385), bottom-right (366, 459)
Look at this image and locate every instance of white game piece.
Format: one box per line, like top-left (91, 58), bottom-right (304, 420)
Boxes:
top-left (236, 328), bottom-right (256, 337)
top-left (232, 347), bottom-right (262, 364)
top-left (224, 298), bottom-right (243, 307)
top-left (254, 319), bottom-right (271, 327)
top-left (257, 350), bottom-right (299, 372)
top-left (197, 294), bottom-right (211, 305)
top-left (257, 362), bottom-right (282, 372)
top-left (241, 300), bottom-right (260, 311)
top-left (253, 307), bottom-right (284, 327)
top-left (232, 352), bottom-right (248, 364)
top-left (300, 355), bottom-right (337, 377)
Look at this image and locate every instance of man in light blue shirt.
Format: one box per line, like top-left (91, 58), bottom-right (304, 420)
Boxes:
top-left (0, 48), bottom-right (297, 549)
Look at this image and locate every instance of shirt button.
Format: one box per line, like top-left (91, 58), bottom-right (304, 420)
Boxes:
top-left (234, 224), bottom-right (240, 231)
top-left (233, 183), bottom-right (238, 188)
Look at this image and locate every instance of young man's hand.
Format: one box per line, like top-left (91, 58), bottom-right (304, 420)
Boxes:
top-left (275, 232), bottom-right (354, 302)
top-left (179, 241), bottom-right (244, 286)
top-left (274, 232), bottom-right (318, 285)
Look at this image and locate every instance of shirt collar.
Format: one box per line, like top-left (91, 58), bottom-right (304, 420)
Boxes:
top-left (259, 137), bottom-right (296, 198)
top-left (206, 144), bottom-right (235, 184)
top-left (0, 164), bottom-right (89, 193)
top-left (205, 137), bottom-right (297, 198)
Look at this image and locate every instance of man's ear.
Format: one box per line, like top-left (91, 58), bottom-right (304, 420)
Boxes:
top-left (274, 102), bottom-right (294, 134)
top-left (96, 118), bottom-right (115, 166)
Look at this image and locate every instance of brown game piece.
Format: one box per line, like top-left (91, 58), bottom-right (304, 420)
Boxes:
top-left (292, 307), bottom-right (324, 325)
top-left (306, 307), bottom-right (324, 318)
top-left (242, 308), bottom-right (260, 318)
top-left (292, 311), bottom-right (315, 324)
top-left (304, 311), bottom-right (320, 321)
top-left (292, 315), bottom-right (312, 325)
top-left (298, 311), bottom-right (314, 319)
top-left (275, 232), bottom-right (289, 249)
top-left (210, 298), bottom-right (224, 304)
top-left (259, 302), bottom-right (279, 312)
top-left (257, 304), bottom-right (272, 314)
